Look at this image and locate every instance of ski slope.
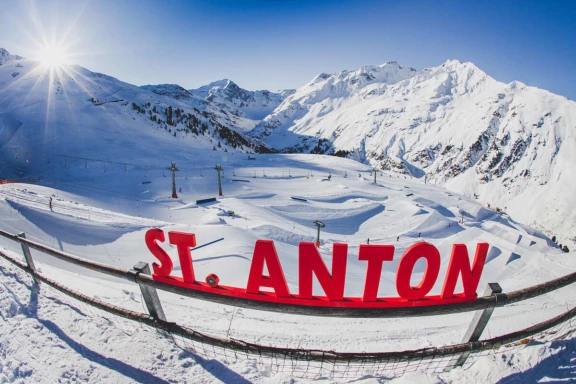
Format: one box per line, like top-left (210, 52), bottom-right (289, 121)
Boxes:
top-left (0, 151), bottom-right (575, 383)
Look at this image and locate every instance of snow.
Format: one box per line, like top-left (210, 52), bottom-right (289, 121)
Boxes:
top-left (0, 48), bottom-right (575, 382)
top-left (252, 60), bottom-right (576, 246)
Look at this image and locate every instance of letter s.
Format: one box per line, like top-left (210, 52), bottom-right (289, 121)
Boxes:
top-left (145, 228), bottom-right (173, 277)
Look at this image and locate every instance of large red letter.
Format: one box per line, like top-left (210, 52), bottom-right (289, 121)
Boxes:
top-left (396, 242), bottom-right (440, 301)
top-left (299, 242), bottom-right (348, 301)
top-left (145, 228), bottom-right (173, 277)
top-left (246, 240), bottom-right (290, 297)
top-left (168, 231), bottom-right (197, 283)
top-left (359, 244), bottom-right (395, 302)
top-left (441, 243), bottom-right (489, 299)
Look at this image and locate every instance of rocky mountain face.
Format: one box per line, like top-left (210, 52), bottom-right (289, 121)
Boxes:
top-left (189, 79), bottom-right (294, 130)
top-left (141, 79), bottom-right (294, 132)
top-left (248, 60), bottom-right (576, 243)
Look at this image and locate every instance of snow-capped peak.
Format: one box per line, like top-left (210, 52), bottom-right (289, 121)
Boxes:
top-left (0, 48), bottom-right (23, 65)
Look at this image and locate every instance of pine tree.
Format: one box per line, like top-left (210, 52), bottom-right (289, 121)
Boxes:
top-left (563, 245), bottom-right (569, 253)
top-left (552, 236), bottom-right (557, 243)
top-left (167, 106), bottom-right (174, 126)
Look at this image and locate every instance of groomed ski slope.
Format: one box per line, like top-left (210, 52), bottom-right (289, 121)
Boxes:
top-left (0, 151), bottom-right (575, 383)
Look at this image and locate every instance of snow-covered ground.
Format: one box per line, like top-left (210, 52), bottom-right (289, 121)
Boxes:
top-left (0, 151), bottom-right (575, 383)
top-left (1, 47), bottom-right (575, 383)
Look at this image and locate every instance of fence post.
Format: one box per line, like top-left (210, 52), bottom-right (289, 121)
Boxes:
top-left (448, 283), bottom-right (503, 370)
top-left (128, 262), bottom-right (167, 322)
top-left (18, 232), bottom-right (38, 284)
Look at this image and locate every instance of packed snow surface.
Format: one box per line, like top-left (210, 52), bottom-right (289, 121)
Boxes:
top-left (0, 49), bottom-right (575, 383)
top-left (1, 150), bottom-right (575, 383)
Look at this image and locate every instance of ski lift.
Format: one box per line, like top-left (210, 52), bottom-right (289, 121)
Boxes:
top-left (85, 159), bottom-right (89, 168)
top-left (253, 170), bottom-right (256, 178)
top-left (125, 164), bottom-right (128, 173)
top-left (163, 171), bottom-right (166, 177)
top-left (103, 162), bottom-right (107, 172)
top-left (145, 167), bottom-right (148, 177)
top-left (233, 170), bottom-right (236, 177)
top-left (200, 169), bottom-right (204, 177)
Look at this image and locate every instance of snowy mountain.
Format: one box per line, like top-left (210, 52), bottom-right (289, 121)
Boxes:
top-left (189, 79), bottom-right (294, 130)
top-left (140, 79), bottom-right (294, 132)
top-left (140, 83), bottom-right (199, 102)
top-left (250, 60), bottom-right (576, 244)
top-left (0, 47), bottom-right (574, 244)
top-left (0, 48), bottom-right (23, 65)
top-left (0, 49), bottom-right (268, 176)
top-left (0, 48), bottom-right (575, 383)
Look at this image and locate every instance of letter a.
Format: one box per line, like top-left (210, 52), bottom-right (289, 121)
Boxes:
top-left (246, 240), bottom-right (290, 297)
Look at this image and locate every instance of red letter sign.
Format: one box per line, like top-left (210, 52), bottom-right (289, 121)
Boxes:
top-left (145, 228), bottom-right (173, 277)
top-left (441, 243), bottom-right (489, 299)
top-left (246, 240), bottom-right (290, 297)
top-left (396, 242), bottom-right (440, 301)
top-left (359, 244), bottom-right (395, 302)
top-left (168, 231), bottom-right (197, 283)
top-left (299, 242), bottom-right (348, 301)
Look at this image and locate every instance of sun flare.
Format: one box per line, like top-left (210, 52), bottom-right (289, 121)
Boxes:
top-left (37, 45), bottom-right (70, 69)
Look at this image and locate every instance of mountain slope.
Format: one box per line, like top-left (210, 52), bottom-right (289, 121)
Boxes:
top-left (141, 79), bottom-right (294, 133)
top-left (0, 49), bottom-right (267, 178)
top-left (189, 79), bottom-right (294, 130)
top-left (250, 60), bottom-right (576, 243)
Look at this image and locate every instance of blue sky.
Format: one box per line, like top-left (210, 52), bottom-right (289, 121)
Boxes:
top-left (1, 0), bottom-right (575, 99)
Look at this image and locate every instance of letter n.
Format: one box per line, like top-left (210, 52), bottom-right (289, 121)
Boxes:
top-left (441, 243), bottom-right (489, 299)
top-left (246, 240), bottom-right (290, 297)
top-left (299, 242), bottom-right (347, 301)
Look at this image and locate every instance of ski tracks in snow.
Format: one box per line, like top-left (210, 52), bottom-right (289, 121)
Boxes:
top-left (0, 186), bottom-right (168, 228)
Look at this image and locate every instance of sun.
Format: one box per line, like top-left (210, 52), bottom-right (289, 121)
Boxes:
top-left (37, 45), bottom-right (70, 69)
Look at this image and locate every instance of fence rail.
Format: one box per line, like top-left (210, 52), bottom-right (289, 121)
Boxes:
top-left (0, 227), bottom-right (575, 379)
top-left (1, 228), bottom-right (575, 318)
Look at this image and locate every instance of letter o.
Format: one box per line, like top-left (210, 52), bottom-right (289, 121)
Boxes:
top-left (396, 242), bottom-right (441, 301)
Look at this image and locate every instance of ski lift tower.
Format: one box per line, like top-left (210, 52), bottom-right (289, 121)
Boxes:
top-left (214, 164), bottom-right (224, 196)
top-left (313, 220), bottom-right (326, 247)
top-left (168, 162), bottom-right (179, 198)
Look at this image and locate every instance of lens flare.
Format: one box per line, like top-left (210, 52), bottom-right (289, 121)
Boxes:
top-left (37, 44), bottom-right (69, 68)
